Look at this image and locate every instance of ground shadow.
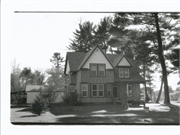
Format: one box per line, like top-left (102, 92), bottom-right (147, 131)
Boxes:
top-left (16, 107), bottom-right (32, 112)
top-left (20, 115), bottom-right (38, 118)
top-left (11, 105), bottom-right (30, 108)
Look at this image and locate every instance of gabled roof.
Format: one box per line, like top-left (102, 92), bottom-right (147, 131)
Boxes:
top-left (64, 46), bottom-right (140, 74)
top-left (64, 52), bottom-right (86, 73)
top-left (77, 45), bottom-right (114, 70)
top-left (116, 56), bottom-right (132, 67)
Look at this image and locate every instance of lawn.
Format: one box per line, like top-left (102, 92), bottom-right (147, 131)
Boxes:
top-left (11, 103), bottom-right (179, 125)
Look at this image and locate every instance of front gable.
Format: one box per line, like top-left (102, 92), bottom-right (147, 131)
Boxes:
top-left (81, 47), bottom-right (114, 69)
top-left (117, 57), bottom-right (132, 67)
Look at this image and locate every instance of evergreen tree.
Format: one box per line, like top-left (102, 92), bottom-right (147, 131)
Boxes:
top-left (93, 16), bottom-right (112, 53)
top-left (68, 21), bottom-right (96, 52)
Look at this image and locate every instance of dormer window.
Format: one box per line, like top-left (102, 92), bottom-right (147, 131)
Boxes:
top-left (119, 68), bottom-right (130, 78)
top-left (90, 64), bottom-right (105, 76)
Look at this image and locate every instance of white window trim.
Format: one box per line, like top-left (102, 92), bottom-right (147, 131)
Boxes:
top-left (91, 84), bottom-right (104, 97)
top-left (90, 64), bottom-right (97, 76)
top-left (98, 64), bottom-right (106, 76)
top-left (119, 68), bottom-right (130, 78)
top-left (119, 68), bottom-right (124, 78)
top-left (98, 84), bottom-right (104, 97)
top-left (81, 84), bottom-right (88, 97)
top-left (124, 68), bottom-right (130, 78)
top-left (90, 64), bottom-right (106, 77)
top-left (126, 84), bottom-right (133, 97)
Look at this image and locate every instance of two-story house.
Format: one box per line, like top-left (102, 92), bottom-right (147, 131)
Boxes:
top-left (64, 45), bottom-right (145, 103)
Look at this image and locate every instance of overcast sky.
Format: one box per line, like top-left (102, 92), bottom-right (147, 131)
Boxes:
top-left (1, 0), bottom-right (178, 91)
top-left (10, 12), bottom-right (179, 90)
top-left (11, 12), bottom-right (114, 70)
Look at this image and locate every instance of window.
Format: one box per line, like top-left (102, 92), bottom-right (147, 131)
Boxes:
top-left (98, 84), bottom-right (104, 97)
top-left (124, 68), bottom-right (129, 78)
top-left (119, 68), bottom-right (130, 78)
top-left (82, 84), bottom-right (88, 97)
top-left (90, 64), bottom-right (105, 76)
top-left (92, 84), bottom-right (104, 97)
top-left (119, 68), bottom-right (124, 78)
top-left (98, 64), bottom-right (105, 76)
top-left (126, 84), bottom-right (132, 97)
top-left (107, 84), bottom-right (112, 97)
top-left (90, 64), bottom-right (97, 76)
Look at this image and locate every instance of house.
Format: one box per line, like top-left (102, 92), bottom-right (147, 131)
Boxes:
top-left (64, 45), bottom-right (145, 103)
top-left (26, 85), bottom-right (65, 104)
top-left (26, 85), bottom-right (44, 103)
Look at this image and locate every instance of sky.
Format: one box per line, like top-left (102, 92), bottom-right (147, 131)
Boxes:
top-left (11, 13), bottom-right (114, 70)
top-left (9, 11), bottom-right (179, 90)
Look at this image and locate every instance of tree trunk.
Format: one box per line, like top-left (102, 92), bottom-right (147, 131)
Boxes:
top-left (143, 64), bottom-right (148, 102)
top-left (154, 13), bottom-right (170, 104)
top-left (156, 78), bottom-right (164, 103)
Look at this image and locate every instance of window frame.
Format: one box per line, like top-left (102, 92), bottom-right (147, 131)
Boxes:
top-left (119, 67), bottom-right (130, 78)
top-left (98, 64), bottom-right (106, 77)
top-left (90, 63), bottom-right (106, 77)
top-left (124, 68), bottom-right (130, 78)
top-left (126, 84), bottom-right (133, 97)
top-left (81, 84), bottom-right (88, 97)
top-left (98, 84), bottom-right (104, 97)
top-left (91, 84), bottom-right (104, 97)
top-left (90, 64), bottom-right (98, 76)
top-left (119, 68), bottom-right (124, 78)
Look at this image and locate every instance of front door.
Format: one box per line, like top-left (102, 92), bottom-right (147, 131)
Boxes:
top-left (113, 86), bottom-right (118, 98)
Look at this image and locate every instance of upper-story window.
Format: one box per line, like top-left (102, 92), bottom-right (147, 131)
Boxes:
top-left (90, 64), bottom-right (97, 76)
top-left (119, 68), bottom-right (130, 78)
top-left (90, 64), bottom-right (105, 76)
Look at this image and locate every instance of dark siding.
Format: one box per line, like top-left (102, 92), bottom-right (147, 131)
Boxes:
top-left (81, 69), bottom-right (114, 83)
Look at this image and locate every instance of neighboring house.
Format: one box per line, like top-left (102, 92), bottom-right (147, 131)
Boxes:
top-left (64, 45), bottom-right (145, 103)
top-left (26, 85), bottom-right (44, 103)
top-left (26, 85), bottom-right (65, 104)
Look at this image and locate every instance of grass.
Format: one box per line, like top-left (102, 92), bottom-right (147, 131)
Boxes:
top-left (11, 103), bottom-right (180, 125)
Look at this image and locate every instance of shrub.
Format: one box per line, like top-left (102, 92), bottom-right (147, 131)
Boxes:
top-left (31, 93), bottom-right (47, 115)
top-left (170, 91), bottom-right (180, 101)
top-left (61, 92), bottom-right (81, 105)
